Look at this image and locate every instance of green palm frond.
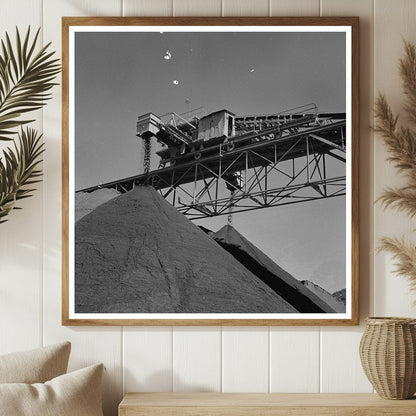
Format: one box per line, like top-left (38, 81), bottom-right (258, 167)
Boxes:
top-left (0, 127), bottom-right (44, 223)
top-left (0, 27), bottom-right (61, 141)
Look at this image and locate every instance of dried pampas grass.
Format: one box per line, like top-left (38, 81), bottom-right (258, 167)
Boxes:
top-left (378, 237), bottom-right (416, 294)
top-left (376, 40), bottom-right (416, 297)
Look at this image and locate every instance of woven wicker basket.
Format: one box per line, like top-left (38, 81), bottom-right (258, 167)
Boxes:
top-left (359, 317), bottom-right (416, 399)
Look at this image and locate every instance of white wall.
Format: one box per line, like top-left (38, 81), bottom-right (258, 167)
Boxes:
top-left (1, 1), bottom-right (416, 415)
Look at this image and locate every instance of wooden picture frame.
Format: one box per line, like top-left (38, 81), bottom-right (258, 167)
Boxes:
top-left (62, 16), bottom-right (359, 326)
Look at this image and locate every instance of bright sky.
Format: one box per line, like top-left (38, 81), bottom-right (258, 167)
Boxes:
top-left (74, 30), bottom-right (347, 292)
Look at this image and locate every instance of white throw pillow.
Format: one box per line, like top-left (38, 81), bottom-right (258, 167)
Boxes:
top-left (0, 342), bottom-right (71, 384)
top-left (0, 363), bottom-right (104, 416)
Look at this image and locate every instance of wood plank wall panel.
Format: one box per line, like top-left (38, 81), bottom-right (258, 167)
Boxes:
top-left (222, 327), bottom-right (269, 392)
top-left (42, 2), bottom-right (124, 415)
top-left (123, 0), bottom-right (173, 16)
top-left (173, 0), bottom-right (222, 16)
top-left (123, 328), bottom-right (173, 393)
top-left (320, 0), bottom-right (374, 393)
top-left (373, 0), bottom-right (416, 317)
top-left (0, 0), bottom-right (41, 33)
top-left (270, 327), bottom-right (320, 392)
top-left (320, 327), bottom-right (373, 392)
top-left (222, 0), bottom-right (270, 17)
top-left (270, 0), bottom-right (319, 16)
top-left (173, 327), bottom-right (221, 392)
top-left (0, 0), bottom-right (43, 355)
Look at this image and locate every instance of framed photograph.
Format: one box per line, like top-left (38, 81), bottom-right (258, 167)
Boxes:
top-left (62, 17), bottom-right (359, 326)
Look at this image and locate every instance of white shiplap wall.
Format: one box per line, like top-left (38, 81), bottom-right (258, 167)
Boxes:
top-left (1, 1), bottom-right (416, 415)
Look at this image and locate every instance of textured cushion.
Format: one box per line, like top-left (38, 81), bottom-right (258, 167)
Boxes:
top-left (0, 342), bottom-right (71, 384)
top-left (0, 363), bottom-right (104, 416)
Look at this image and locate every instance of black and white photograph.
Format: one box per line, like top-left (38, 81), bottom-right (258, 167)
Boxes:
top-left (64, 19), bottom-right (358, 324)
